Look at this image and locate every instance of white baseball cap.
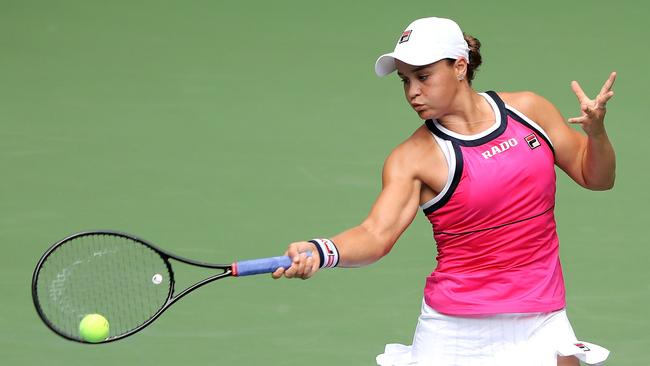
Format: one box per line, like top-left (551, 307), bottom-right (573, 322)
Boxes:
top-left (375, 17), bottom-right (469, 77)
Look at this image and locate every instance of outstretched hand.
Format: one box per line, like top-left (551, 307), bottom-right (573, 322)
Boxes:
top-left (568, 72), bottom-right (616, 136)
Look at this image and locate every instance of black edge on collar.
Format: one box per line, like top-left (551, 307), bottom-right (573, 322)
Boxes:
top-left (424, 91), bottom-right (508, 147)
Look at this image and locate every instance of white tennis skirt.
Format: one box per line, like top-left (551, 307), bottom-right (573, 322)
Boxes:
top-left (376, 300), bottom-right (609, 366)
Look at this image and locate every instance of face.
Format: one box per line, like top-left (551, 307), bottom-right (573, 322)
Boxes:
top-left (396, 59), bottom-right (465, 120)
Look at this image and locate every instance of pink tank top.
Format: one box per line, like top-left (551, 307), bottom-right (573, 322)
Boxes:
top-left (421, 91), bottom-right (565, 315)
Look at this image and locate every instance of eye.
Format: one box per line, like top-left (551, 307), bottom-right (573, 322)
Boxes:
top-left (399, 78), bottom-right (409, 84)
top-left (417, 74), bottom-right (429, 81)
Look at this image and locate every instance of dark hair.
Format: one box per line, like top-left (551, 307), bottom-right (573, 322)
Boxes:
top-left (446, 33), bottom-right (482, 84)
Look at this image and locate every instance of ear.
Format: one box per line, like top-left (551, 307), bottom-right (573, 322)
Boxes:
top-left (454, 58), bottom-right (468, 80)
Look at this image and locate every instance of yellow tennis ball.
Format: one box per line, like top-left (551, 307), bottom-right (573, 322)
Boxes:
top-left (79, 314), bottom-right (109, 343)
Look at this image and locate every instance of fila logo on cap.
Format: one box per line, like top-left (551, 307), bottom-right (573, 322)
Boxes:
top-left (399, 30), bottom-right (412, 44)
top-left (575, 343), bottom-right (591, 352)
top-left (525, 134), bottom-right (541, 149)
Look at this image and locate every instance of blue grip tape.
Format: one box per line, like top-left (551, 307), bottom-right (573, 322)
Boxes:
top-left (234, 251), bottom-right (312, 277)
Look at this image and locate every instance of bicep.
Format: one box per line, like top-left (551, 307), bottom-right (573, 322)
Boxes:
top-left (551, 122), bottom-right (589, 187)
top-left (543, 104), bottom-right (590, 188)
top-left (360, 154), bottom-right (422, 249)
top-left (516, 93), bottom-right (589, 187)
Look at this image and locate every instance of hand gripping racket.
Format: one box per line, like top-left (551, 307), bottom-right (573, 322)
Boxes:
top-left (31, 230), bottom-right (300, 344)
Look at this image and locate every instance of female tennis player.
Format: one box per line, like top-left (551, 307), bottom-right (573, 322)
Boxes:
top-left (272, 17), bottom-right (616, 366)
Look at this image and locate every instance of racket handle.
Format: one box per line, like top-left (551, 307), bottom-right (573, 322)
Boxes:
top-left (232, 251), bottom-right (312, 277)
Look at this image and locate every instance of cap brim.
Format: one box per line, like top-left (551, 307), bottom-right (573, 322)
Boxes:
top-left (375, 51), bottom-right (447, 77)
top-left (375, 53), bottom-right (398, 77)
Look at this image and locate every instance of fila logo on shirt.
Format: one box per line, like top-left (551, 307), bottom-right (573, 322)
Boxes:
top-left (525, 134), bottom-right (541, 149)
top-left (481, 138), bottom-right (518, 159)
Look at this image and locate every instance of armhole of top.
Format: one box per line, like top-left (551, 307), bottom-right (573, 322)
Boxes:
top-left (420, 134), bottom-right (456, 212)
top-left (505, 103), bottom-right (555, 151)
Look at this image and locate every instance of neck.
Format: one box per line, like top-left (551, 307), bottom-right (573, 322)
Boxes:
top-left (437, 86), bottom-right (495, 135)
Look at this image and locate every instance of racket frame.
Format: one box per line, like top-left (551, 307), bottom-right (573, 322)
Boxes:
top-left (31, 230), bottom-right (234, 344)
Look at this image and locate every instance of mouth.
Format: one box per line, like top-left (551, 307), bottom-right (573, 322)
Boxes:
top-left (411, 104), bottom-right (427, 112)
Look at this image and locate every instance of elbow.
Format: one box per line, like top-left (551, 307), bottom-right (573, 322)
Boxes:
top-left (598, 182), bottom-right (615, 191)
top-left (369, 234), bottom-right (395, 260)
top-left (600, 172), bottom-right (616, 190)
top-left (360, 222), bottom-right (397, 260)
top-left (584, 175), bottom-right (616, 191)
top-left (378, 239), bottom-right (396, 258)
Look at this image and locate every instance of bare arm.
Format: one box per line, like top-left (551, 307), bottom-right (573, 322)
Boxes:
top-left (504, 72), bottom-right (617, 190)
top-left (566, 72), bottom-right (617, 190)
top-left (272, 145), bottom-right (422, 278)
top-left (332, 151), bottom-right (422, 267)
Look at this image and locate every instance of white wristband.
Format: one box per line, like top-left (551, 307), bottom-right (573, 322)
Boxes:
top-left (308, 238), bottom-right (340, 268)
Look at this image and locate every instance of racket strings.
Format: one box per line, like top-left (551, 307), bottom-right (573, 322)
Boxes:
top-left (35, 234), bottom-right (171, 341)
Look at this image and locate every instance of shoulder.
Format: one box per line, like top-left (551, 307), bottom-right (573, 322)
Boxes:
top-left (497, 91), bottom-right (565, 131)
top-left (498, 91), bottom-right (557, 118)
top-left (497, 91), bottom-right (586, 172)
top-left (383, 124), bottom-right (443, 181)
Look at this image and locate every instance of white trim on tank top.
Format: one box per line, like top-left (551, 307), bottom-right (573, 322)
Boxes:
top-left (420, 135), bottom-right (456, 211)
top-left (432, 92), bottom-right (501, 141)
top-left (420, 92), bottom-right (498, 210)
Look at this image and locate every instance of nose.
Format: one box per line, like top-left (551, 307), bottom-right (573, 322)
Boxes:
top-left (406, 81), bottom-right (420, 101)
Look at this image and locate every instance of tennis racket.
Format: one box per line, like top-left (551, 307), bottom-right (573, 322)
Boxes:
top-left (31, 230), bottom-right (301, 344)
